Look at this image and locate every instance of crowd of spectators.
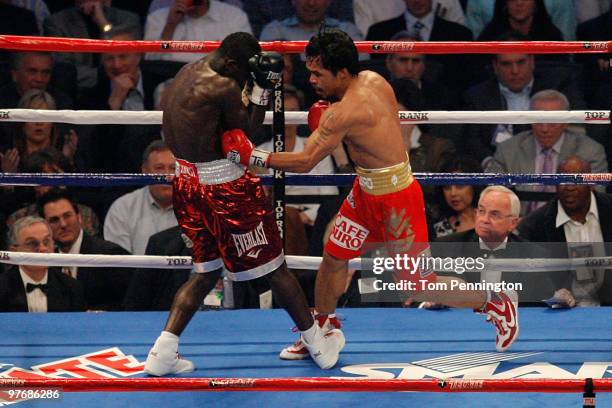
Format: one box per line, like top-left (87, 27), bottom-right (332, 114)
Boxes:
top-left (0, 0), bottom-right (611, 312)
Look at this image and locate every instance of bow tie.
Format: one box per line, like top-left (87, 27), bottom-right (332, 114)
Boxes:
top-left (26, 283), bottom-right (48, 294)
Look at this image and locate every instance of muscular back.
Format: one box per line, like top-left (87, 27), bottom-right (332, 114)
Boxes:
top-left (332, 71), bottom-right (407, 169)
top-left (163, 57), bottom-right (249, 163)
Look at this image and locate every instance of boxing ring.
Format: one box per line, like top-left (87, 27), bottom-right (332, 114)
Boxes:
top-left (0, 35), bottom-right (612, 407)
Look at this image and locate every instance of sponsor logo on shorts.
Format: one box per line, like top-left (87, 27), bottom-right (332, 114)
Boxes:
top-left (0, 111), bottom-right (9, 120)
top-left (177, 162), bottom-right (196, 178)
top-left (232, 222), bottom-right (269, 258)
top-left (359, 176), bottom-right (374, 190)
top-left (330, 216), bottom-right (369, 251)
top-left (180, 233), bottom-right (194, 249)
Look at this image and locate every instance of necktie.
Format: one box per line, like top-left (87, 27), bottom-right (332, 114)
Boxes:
top-left (529, 148), bottom-right (555, 212)
top-left (412, 21), bottom-right (425, 40)
top-left (26, 283), bottom-right (48, 294)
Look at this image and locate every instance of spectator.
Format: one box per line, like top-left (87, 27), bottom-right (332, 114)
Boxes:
top-left (38, 189), bottom-right (131, 311)
top-left (462, 41), bottom-right (586, 164)
top-left (5, 147), bottom-right (101, 238)
top-left (43, 0), bottom-right (141, 89)
top-left (386, 33), bottom-right (462, 141)
top-left (433, 186), bottom-right (558, 305)
top-left (144, 0), bottom-right (252, 63)
top-left (574, 0), bottom-right (610, 23)
top-left (260, 0), bottom-right (362, 44)
top-left (243, 0), bottom-right (354, 38)
top-left (1, 90), bottom-right (78, 172)
top-left (103, 140), bottom-right (178, 255)
top-left (0, 3), bottom-right (38, 62)
top-left (0, 52), bottom-right (73, 111)
top-left (354, 0), bottom-right (465, 37)
top-left (518, 156), bottom-right (612, 306)
top-left (576, 6), bottom-right (611, 107)
top-left (78, 29), bottom-right (165, 173)
top-left (0, 216), bottom-right (86, 312)
top-left (10, 0), bottom-right (50, 33)
top-left (467, 0), bottom-right (575, 40)
top-left (366, 0), bottom-right (473, 90)
top-left (486, 90), bottom-right (607, 212)
top-left (430, 157), bottom-right (482, 238)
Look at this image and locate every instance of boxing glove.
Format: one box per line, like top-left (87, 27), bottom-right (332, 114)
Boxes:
top-left (222, 129), bottom-right (271, 168)
top-left (308, 100), bottom-right (330, 131)
top-left (245, 52), bottom-right (283, 106)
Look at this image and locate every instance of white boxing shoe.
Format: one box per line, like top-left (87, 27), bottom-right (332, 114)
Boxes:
top-left (144, 348), bottom-right (195, 376)
top-left (301, 325), bottom-right (345, 370)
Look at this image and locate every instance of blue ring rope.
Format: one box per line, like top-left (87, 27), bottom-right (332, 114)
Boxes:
top-left (0, 173), bottom-right (610, 187)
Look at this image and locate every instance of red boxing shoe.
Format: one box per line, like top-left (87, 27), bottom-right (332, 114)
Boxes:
top-left (480, 290), bottom-right (519, 352)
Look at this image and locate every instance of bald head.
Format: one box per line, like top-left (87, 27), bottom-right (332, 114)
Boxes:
top-left (557, 156), bottom-right (591, 174)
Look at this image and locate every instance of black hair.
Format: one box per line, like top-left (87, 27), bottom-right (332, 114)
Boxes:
top-left (21, 146), bottom-right (73, 173)
top-left (37, 188), bottom-right (80, 217)
top-left (390, 78), bottom-right (425, 111)
top-left (436, 157), bottom-right (483, 218)
top-left (305, 27), bottom-right (359, 76)
top-left (142, 139), bottom-right (171, 166)
top-left (217, 32), bottom-right (262, 71)
top-left (490, 0), bottom-right (553, 37)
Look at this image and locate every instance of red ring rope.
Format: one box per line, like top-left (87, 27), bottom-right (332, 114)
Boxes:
top-left (0, 35), bottom-right (609, 54)
top-left (1, 377), bottom-right (611, 393)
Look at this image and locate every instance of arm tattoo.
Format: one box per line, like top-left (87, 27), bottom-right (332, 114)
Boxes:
top-left (315, 112), bottom-right (335, 145)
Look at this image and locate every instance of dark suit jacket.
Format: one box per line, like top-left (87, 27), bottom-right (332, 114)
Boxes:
top-left (77, 67), bottom-right (166, 173)
top-left (517, 192), bottom-right (612, 303)
top-left (433, 229), bottom-right (560, 305)
top-left (462, 68), bottom-right (587, 162)
top-left (0, 266), bottom-right (86, 312)
top-left (366, 13), bottom-right (474, 88)
top-left (74, 233), bottom-right (132, 310)
top-left (123, 226), bottom-right (271, 311)
top-left (576, 11), bottom-right (612, 104)
top-left (0, 5), bottom-right (38, 62)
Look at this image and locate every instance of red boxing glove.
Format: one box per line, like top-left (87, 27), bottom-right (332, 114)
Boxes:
top-left (307, 100), bottom-right (330, 132)
top-left (222, 129), bottom-right (271, 168)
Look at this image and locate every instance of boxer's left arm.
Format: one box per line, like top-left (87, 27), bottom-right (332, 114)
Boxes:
top-left (268, 106), bottom-right (348, 173)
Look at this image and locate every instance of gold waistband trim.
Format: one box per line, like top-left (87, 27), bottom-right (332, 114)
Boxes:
top-left (355, 159), bottom-right (413, 195)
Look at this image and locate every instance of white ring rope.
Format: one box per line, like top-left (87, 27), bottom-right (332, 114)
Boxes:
top-left (2, 251), bottom-right (611, 274)
top-left (0, 109), bottom-right (609, 125)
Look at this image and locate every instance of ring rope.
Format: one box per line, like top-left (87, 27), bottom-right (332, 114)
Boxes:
top-left (0, 35), bottom-right (609, 54)
top-left (1, 173), bottom-right (611, 186)
top-left (0, 109), bottom-right (608, 125)
top-left (0, 377), bottom-right (611, 393)
top-left (2, 251), bottom-right (611, 274)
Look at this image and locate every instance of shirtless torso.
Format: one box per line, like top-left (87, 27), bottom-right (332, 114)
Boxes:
top-left (163, 57), bottom-right (262, 163)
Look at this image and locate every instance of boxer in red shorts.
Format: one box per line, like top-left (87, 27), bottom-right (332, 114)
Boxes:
top-left (144, 32), bottom-right (344, 377)
top-left (223, 28), bottom-right (520, 359)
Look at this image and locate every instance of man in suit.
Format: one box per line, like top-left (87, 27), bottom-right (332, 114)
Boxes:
top-left (518, 156), bottom-right (612, 307)
top-left (37, 189), bottom-right (131, 311)
top-left (43, 0), bottom-right (141, 89)
top-left (78, 29), bottom-right (166, 173)
top-left (485, 90), bottom-right (607, 211)
top-left (366, 0), bottom-right (473, 89)
top-left (434, 186), bottom-right (559, 305)
top-left (463, 50), bottom-right (587, 164)
top-left (0, 216), bottom-right (86, 312)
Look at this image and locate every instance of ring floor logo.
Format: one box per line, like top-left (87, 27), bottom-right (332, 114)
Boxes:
top-left (340, 352), bottom-right (612, 380)
top-left (0, 348), bottom-right (144, 405)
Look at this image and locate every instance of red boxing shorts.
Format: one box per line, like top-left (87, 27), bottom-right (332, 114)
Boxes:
top-left (173, 158), bottom-right (284, 281)
top-left (325, 159), bottom-right (436, 290)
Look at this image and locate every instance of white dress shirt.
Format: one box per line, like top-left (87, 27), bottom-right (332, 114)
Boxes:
top-left (104, 186), bottom-right (178, 255)
top-left (20, 267), bottom-right (48, 313)
top-left (404, 10), bottom-right (435, 41)
top-left (144, 0), bottom-right (252, 63)
top-left (556, 192), bottom-right (605, 306)
top-left (59, 229), bottom-right (84, 279)
top-left (479, 236), bottom-right (508, 283)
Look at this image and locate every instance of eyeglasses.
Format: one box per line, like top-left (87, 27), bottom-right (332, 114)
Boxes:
top-left (476, 208), bottom-right (515, 222)
top-left (18, 238), bottom-right (53, 251)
